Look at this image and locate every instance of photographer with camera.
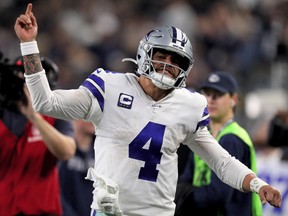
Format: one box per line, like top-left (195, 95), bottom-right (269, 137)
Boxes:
top-left (268, 109), bottom-right (288, 148)
top-left (0, 52), bottom-right (76, 216)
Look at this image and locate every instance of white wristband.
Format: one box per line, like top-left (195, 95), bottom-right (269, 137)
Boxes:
top-left (20, 41), bottom-right (39, 56)
top-left (250, 177), bottom-right (268, 193)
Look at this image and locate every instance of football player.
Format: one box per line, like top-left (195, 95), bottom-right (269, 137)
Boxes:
top-left (14, 3), bottom-right (282, 216)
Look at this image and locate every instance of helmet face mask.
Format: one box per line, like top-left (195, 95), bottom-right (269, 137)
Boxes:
top-left (136, 26), bottom-right (194, 90)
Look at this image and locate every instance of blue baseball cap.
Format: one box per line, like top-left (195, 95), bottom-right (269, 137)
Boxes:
top-left (200, 71), bottom-right (238, 93)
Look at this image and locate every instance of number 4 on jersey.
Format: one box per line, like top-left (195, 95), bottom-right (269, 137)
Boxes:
top-left (129, 122), bottom-right (165, 182)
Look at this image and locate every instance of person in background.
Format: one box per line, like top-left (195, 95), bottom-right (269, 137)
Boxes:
top-left (175, 72), bottom-right (262, 216)
top-left (0, 53), bottom-right (76, 216)
top-left (14, 4), bottom-right (281, 216)
top-left (254, 109), bottom-right (288, 216)
top-left (59, 119), bottom-right (95, 216)
top-left (268, 109), bottom-right (288, 148)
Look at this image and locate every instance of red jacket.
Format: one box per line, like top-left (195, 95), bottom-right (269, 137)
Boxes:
top-left (0, 115), bottom-right (62, 216)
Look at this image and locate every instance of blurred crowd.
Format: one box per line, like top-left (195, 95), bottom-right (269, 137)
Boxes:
top-left (0, 0), bottom-right (287, 131)
top-left (0, 1), bottom-right (286, 82)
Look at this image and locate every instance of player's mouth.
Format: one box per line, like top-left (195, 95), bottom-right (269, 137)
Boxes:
top-left (157, 67), bottom-right (175, 78)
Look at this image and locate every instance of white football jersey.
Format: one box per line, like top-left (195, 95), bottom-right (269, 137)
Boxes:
top-left (80, 68), bottom-right (208, 215)
top-left (25, 68), bottom-right (254, 216)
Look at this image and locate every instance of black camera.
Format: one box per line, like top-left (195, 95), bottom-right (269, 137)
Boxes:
top-left (0, 53), bottom-right (25, 111)
top-left (0, 52), bottom-right (59, 111)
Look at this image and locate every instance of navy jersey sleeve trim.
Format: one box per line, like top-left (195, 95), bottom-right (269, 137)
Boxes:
top-left (82, 74), bottom-right (105, 112)
top-left (196, 106), bottom-right (210, 131)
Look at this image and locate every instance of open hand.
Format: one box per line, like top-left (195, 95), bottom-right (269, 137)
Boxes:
top-left (14, 3), bottom-right (38, 42)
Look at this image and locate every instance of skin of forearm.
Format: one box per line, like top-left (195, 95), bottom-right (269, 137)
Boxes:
top-left (242, 173), bottom-right (257, 192)
top-left (23, 54), bottom-right (43, 75)
top-left (28, 112), bottom-right (76, 160)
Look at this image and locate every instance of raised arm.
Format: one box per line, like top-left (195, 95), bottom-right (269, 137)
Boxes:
top-left (14, 3), bottom-right (43, 75)
top-left (14, 3), bottom-right (93, 121)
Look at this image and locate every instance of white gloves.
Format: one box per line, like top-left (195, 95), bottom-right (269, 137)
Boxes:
top-left (96, 177), bottom-right (122, 215)
top-left (86, 168), bottom-right (122, 216)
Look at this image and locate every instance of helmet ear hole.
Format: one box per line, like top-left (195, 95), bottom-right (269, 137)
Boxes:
top-left (137, 54), bottom-right (141, 61)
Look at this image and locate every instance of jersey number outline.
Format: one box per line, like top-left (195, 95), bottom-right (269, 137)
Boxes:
top-left (129, 122), bottom-right (165, 182)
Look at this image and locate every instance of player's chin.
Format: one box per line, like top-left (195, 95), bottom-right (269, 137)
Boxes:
top-left (208, 111), bottom-right (218, 119)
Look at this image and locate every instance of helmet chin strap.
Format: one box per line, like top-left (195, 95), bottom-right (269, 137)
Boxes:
top-left (150, 71), bottom-right (175, 90)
